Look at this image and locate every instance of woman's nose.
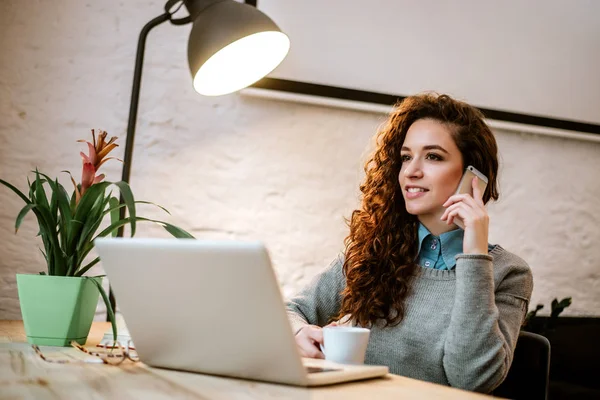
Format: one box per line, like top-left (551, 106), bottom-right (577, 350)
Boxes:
top-left (403, 160), bottom-right (423, 178)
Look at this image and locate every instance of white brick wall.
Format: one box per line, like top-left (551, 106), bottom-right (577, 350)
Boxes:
top-left (1, 0), bottom-right (599, 319)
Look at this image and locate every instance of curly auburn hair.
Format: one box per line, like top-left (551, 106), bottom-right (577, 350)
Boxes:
top-left (336, 93), bottom-right (500, 328)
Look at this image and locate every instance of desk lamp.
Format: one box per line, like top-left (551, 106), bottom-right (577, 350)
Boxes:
top-left (109, 0), bottom-right (290, 313)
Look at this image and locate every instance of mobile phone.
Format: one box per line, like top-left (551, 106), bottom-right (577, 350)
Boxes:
top-left (451, 165), bottom-right (488, 229)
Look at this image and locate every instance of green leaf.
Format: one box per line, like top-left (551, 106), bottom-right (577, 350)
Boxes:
top-left (137, 201), bottom-right (170, 215)
top-left (49, 186), bottom-right (58, 223)
top-left (29, 176), bottom-right (48, 202)
top-left (550, 297), bottom-right (572, 319)
top-left (15, 204), bottom-right (36, 233)
top-left (33, 170), bottom-right (51, 217)
top-left (109, 197), bottom-right (120, 237)
top-left (558, 297), bottom-right (572, 308)
top-left (73, 182), bottom-right (110, 224)
top-left (39, 230), bottom-right (53, 275)
top-left (93, 216), bottom-right (195, 240)
top-left (66, 254), bottom-right (76, 277)
top-left (103, 200), bottom-right (171, 220)
top-left (28, 178), bottom-right (65, 275)
top-left (76, 194), bottom-right (107, 250)
top-left (70, 188), bottom-right (77, 213)
top-left (27, 177), bottom-right (32, 200)
top-left (74, 242), bottom-right (95, 270)
top-left (74, 257), bottom-right (100, 277)
top-left (68, 182), bottom-right (110, 256)
top-left (0, 178), bottom-right (32, 204)
top-left (112, 181), bottom-right (136, 237)
top-left (61, 170), bottom-right (79, 214)
top-left (53, 179), bottom-right (73, 250)
top-left (35, 212), bottom-right (64, 275)
top-left (161, 221), bottom-right (195, 239)
top-left (92, 217), bottom-right (142, 239)
top-left (4, 171), bottom-right (65, 276)
top-left (56, 181), bottom-right (74, 219)
top-left (87, 277), bottom-right (117, 343)
top-left (39, 248), bottom-right (48, 263)
top-left (37, 172), bottom-right (73, 223)
top-left (71, 190), bottom-right (114, 276)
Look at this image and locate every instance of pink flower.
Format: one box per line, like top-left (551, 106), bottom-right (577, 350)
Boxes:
top-left (71, 129), bottom-right (121, 204)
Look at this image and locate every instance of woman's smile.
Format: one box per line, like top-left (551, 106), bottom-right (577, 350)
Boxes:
top-left (405, 185), bottom-right (429, 199)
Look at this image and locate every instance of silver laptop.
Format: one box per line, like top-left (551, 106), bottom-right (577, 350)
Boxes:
top-left (94, 238), bottom-right (389, 386)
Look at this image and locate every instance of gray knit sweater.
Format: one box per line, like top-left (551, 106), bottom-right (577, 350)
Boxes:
top-left (286, 245), bottom-right (533, 393)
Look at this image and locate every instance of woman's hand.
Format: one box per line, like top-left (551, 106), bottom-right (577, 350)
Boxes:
top-left (440, 177), bottom-right (489, 255)
top-left (295, 322), bottom-right (338, 359)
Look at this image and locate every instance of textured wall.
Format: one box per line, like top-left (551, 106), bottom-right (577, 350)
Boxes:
top-left (1, 0), bottom-right (599, 320)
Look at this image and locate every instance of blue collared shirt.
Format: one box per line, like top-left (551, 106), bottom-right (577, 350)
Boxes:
top-left (416, 223), bottom-right (464, 270)
top-left (416, 223), bottom-right (495, 270)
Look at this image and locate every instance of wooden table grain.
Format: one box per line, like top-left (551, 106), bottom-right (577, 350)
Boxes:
top-left (0, 321), bottom-right (496, 399)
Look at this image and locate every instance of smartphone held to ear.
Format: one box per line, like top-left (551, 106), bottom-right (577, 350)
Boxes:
top-left (452, 166), bottom-right (488, 229)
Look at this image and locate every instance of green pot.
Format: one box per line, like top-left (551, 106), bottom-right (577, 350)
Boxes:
top-left (16, 274), bottom-right (102, 346)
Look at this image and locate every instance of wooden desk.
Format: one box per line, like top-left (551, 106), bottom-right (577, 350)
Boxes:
top-left (0, 321), bottom-right (494, 399)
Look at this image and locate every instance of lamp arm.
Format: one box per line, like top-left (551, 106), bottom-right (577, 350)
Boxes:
top-left (120, 12), bottom-right (171, 188)
top-left (108, 12), bottom-right (171, 319)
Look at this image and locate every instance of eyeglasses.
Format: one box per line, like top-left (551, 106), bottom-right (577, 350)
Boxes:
top-left (33, 340), bottom-right (140, 365)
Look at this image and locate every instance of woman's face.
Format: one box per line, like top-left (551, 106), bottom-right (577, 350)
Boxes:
top-left (398, 119), bottom-right (464, 224)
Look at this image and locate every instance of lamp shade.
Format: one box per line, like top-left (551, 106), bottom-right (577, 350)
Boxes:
top-left (187, 0), bottom-right (290, 96)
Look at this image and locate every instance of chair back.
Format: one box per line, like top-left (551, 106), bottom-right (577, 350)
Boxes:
top-left (493, 331), bottom-right (551, 400)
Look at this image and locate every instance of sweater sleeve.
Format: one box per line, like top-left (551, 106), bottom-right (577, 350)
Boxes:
top-left (285, 254), bottom-right (346, 335)
top-left (442, 253), bottom-right (533, 393)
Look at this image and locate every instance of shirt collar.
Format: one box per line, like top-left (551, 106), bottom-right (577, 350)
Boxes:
top-left (417, 223), bottom-right (431, 255)
top-left (417, 223), bottom-right (464, 269)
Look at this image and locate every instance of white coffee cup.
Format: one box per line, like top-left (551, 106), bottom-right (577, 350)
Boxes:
top-left (320, 326), bottom-right (370, 365)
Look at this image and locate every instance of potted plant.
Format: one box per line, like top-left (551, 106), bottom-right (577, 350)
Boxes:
top-left (0, 129), bottom-right (193, 346)
top-left (522, 297), bottom-right (572, 336)
top-left (521, 297), bottom-right (572, 374)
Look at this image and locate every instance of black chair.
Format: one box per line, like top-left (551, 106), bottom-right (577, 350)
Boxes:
top-left (493, 331), bottom-right (551, 400)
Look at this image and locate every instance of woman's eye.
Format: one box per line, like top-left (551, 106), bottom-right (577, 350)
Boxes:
top-left (426, 153), bottom-right (442, 161)
top-left (400, 154), bottom-right (411, 162)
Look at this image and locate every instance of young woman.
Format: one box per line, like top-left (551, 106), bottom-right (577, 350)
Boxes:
top-left (286, 93), bottom-right (533, 394)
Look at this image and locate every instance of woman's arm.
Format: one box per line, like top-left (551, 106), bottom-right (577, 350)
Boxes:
top-left (286, 254), bottom-right (346, 335)
top-left (442, 253), bottom-right (533, 393)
